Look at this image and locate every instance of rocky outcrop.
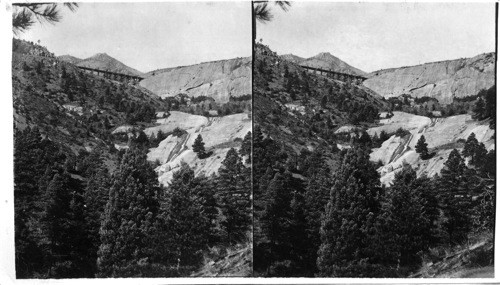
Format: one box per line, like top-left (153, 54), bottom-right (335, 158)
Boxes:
top-left (364, 53), bottom-right (495, 104)
top-left (144, 111), bottom-right (251, 186)
top-left (140, 57), bottom-right (251, 103)
top-left (280, 52), bottom-right (367, 77)
top-left (368, 111), bottom-right (495, 185)
top-left (76, 53), bottom-right (144, 76)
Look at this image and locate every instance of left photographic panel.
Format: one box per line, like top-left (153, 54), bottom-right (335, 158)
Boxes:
top-left (12, 2), bottom-right (252, 278)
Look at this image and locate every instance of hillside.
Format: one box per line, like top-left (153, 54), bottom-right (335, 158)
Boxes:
top-left (140, 57), bottom-right (252, 103)
top-left (280, 51), bottom-right (367, 77)
top-left (12, 39), bottom-right (163, 152)
top-left (364, 53), bottom-right (495, 104)
top-left (58, 54), bottom-right (82, 65)
top-left (367, 111), bottom-right (495, 185)
top-left (255, 43), bottom-right (387, 153)
top-left (75, 53), bottom-right (144, 76)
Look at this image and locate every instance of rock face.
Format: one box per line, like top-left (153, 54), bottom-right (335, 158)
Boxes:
top-left (140, 57), bottom-right (251, 103)
top-left (364, 53), bottom-right (495, 104)
top-left (75, 53), bottom-right (144, 76)
top-left (368, 111), bottom-right (494, 185)
top-left (280, 52), bottom-right (367, 77)
top-left (144, 111), bottom-right (251, 186)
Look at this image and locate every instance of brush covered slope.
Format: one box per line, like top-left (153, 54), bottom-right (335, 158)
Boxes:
top-left (281, 51), bottom-right (367, 76)
top-left (364, 53), bottom-right (495, 104)
top-left (13, 38), bottom-right (163, 152)
top-left (255, 43), bottom-right (387, 154)
top-left (140, 57), bottom-right (251, 103)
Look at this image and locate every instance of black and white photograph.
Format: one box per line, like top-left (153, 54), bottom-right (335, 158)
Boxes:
top-left (253, 1), bottom-right (496, 278)
top-left (10, 1), bottom-right (252, 278)
top-left (0, 0), bottom-right (499, 283)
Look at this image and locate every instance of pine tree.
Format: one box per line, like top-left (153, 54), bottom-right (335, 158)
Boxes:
top-left (217, 148), bottom-right (251, 243)
top-left (192, 134), bottom-right (206, 158)
top-left (473, 97), bottom-right (485, 120)
top-left (240, 131), bottom-right (252, 162)
top-left (439, 149), bottom-right (472, 245)
top-left (372, 165), bottom-right (438, 270)
top-left (462, 132), bottom-right (479, 158)
top-left (97, 148), bottom-right (161, 277)
top-left (317, 147), bottom-right (383, 277)
top-left (415, 135), bottom-right (429, 159)
top-left (153, 163), bottom-right (212, 271)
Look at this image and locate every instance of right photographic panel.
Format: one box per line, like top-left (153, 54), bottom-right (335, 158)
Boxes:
top-left (252, 2), bottom-right (496, 277)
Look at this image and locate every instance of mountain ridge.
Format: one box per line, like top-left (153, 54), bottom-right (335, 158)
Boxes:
top-left (279, 51), bottom-right (367, 77)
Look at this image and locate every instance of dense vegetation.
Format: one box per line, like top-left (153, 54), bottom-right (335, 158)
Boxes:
top-left (253, 42), bottom-right (495, 277)
top-left (13, 39), bottom-right (252, 278)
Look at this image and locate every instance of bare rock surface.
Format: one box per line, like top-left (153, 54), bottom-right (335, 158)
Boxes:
top-left (145, 111), bottom-right (251, 185)
top-left (140, 57), bottom-right (251, 103)
top-left (364, 53), bottom-right (495, 103)
top-left (368, 112), bottom-right (494, 185)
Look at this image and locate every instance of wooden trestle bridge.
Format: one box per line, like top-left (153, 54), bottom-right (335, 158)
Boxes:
top-left (299, 65), bottom-right (367, 84)
top-left (77, 66), bottom-right (144, 84)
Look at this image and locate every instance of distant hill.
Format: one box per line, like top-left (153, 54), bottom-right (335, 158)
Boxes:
top-left (280, 52), bottom-right (367, 77)
top-left (58, 54), bottom-right (82, 65)
top-left (364, 53), bottom-right (495, 104)
top-left (75, 53), bottom-right (144, 77)
top-left (140, 57), bottom-right (251, 103)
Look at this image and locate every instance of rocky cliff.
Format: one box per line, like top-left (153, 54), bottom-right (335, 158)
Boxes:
top-left (142, 111), bottom-right (251, 186)
top-left (367, 111), bottom-right (494, 185)
top-left (364, 53), bottom-right (495, 104)
top-left (140, 57), bottom-right (251, 103)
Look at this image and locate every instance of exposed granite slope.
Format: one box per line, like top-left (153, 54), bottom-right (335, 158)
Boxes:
top-left (364, 53), bottom-right (495, 103)
top-left (140, 57), bottom-right (251, 103)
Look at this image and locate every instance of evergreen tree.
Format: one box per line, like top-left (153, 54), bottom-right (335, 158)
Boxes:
top-left (97, 148), bottom-right (161, 277)
top-left (472, 97), bottom-right (485, 120)
top-left (153, 163), bottom-right (213, 271)
top-left (415, 135), bottom-right (429, 159)
top-left (439, 149), bottom-right (472, 245)
top-left (240, 131), bottom-right (252, 162)
top-left (217, 148), bottom-right (251, 243)
top-left (462, 132), bottom-right (479, 158)
top-left (317, 147), bottom-right (383, 277)
top-left (192, 134), bottom-right (206, 158)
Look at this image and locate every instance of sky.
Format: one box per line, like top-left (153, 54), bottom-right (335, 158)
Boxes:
top-left (257, 2), bottom-right (496, 72)
top-left (19, 2), bottom-right (252, 73)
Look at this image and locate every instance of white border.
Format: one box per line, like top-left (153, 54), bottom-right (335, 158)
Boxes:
top-left (0, 0), bottom-right (498, 284)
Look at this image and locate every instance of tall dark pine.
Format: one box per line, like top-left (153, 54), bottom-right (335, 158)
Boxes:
top-left (97, 148), bottom-right (161, 277)
top-left (439, 149), bottom-right (472, 245)
top-left (217, 148), bottom-right (251, 243)
top-left (317, 147), bottom-right (383, 277)
top-left (415, 135), bottom-right (429, 159)
top-left (192, 134), bottom-right (206, 158)
top-left (153, 163), bottom-right (213, 270)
